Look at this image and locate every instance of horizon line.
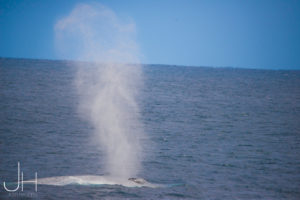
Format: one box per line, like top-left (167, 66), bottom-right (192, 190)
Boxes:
top-left (0, 56), bottom-right (299, 71)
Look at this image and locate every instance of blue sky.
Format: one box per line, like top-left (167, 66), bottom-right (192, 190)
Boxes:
top-left (0, 0), bottom-right (299, 69)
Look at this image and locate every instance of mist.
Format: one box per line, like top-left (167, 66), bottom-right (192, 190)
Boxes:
top-left (55, 2), bottom-right (144, 179)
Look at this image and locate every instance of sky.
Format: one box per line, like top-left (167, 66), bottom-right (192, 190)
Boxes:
top-left (0, 0), bottom-right (299, 69)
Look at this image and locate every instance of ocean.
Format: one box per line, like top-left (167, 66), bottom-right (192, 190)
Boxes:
top-left (0, 58), bottom-right (299, 199)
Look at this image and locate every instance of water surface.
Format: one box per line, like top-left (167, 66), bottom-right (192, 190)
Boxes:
top-left (0, 58), bottom-right (300, 199)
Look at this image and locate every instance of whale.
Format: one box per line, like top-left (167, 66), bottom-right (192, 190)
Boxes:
top-left (23, 175), bottom-right (162, 188)
top-left (128, 177), bottom-right (146, 184)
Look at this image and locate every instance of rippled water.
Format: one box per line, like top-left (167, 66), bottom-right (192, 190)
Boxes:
top-left (0, 58), bottom-right (300, 199)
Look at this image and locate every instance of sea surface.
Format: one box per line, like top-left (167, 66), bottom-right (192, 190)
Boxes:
top-left (0, 58), bottom-right (300, 199)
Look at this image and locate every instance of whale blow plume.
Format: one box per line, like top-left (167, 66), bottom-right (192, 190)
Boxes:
top-left (55, 2), bottom-right (144, 179)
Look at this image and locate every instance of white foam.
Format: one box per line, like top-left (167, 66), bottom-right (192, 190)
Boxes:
top-left (24, 176), bottom-right (161, 188)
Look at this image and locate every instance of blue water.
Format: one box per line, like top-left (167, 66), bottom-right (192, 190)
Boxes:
top-left (0, 58), bottom-right (300, 199)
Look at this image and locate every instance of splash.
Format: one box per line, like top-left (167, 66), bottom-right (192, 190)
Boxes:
top-left (55, 3), bottom-right (144, 179)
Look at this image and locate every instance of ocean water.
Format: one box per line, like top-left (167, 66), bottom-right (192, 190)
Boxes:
top-left (0, 58), bottom-right (300, 199)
